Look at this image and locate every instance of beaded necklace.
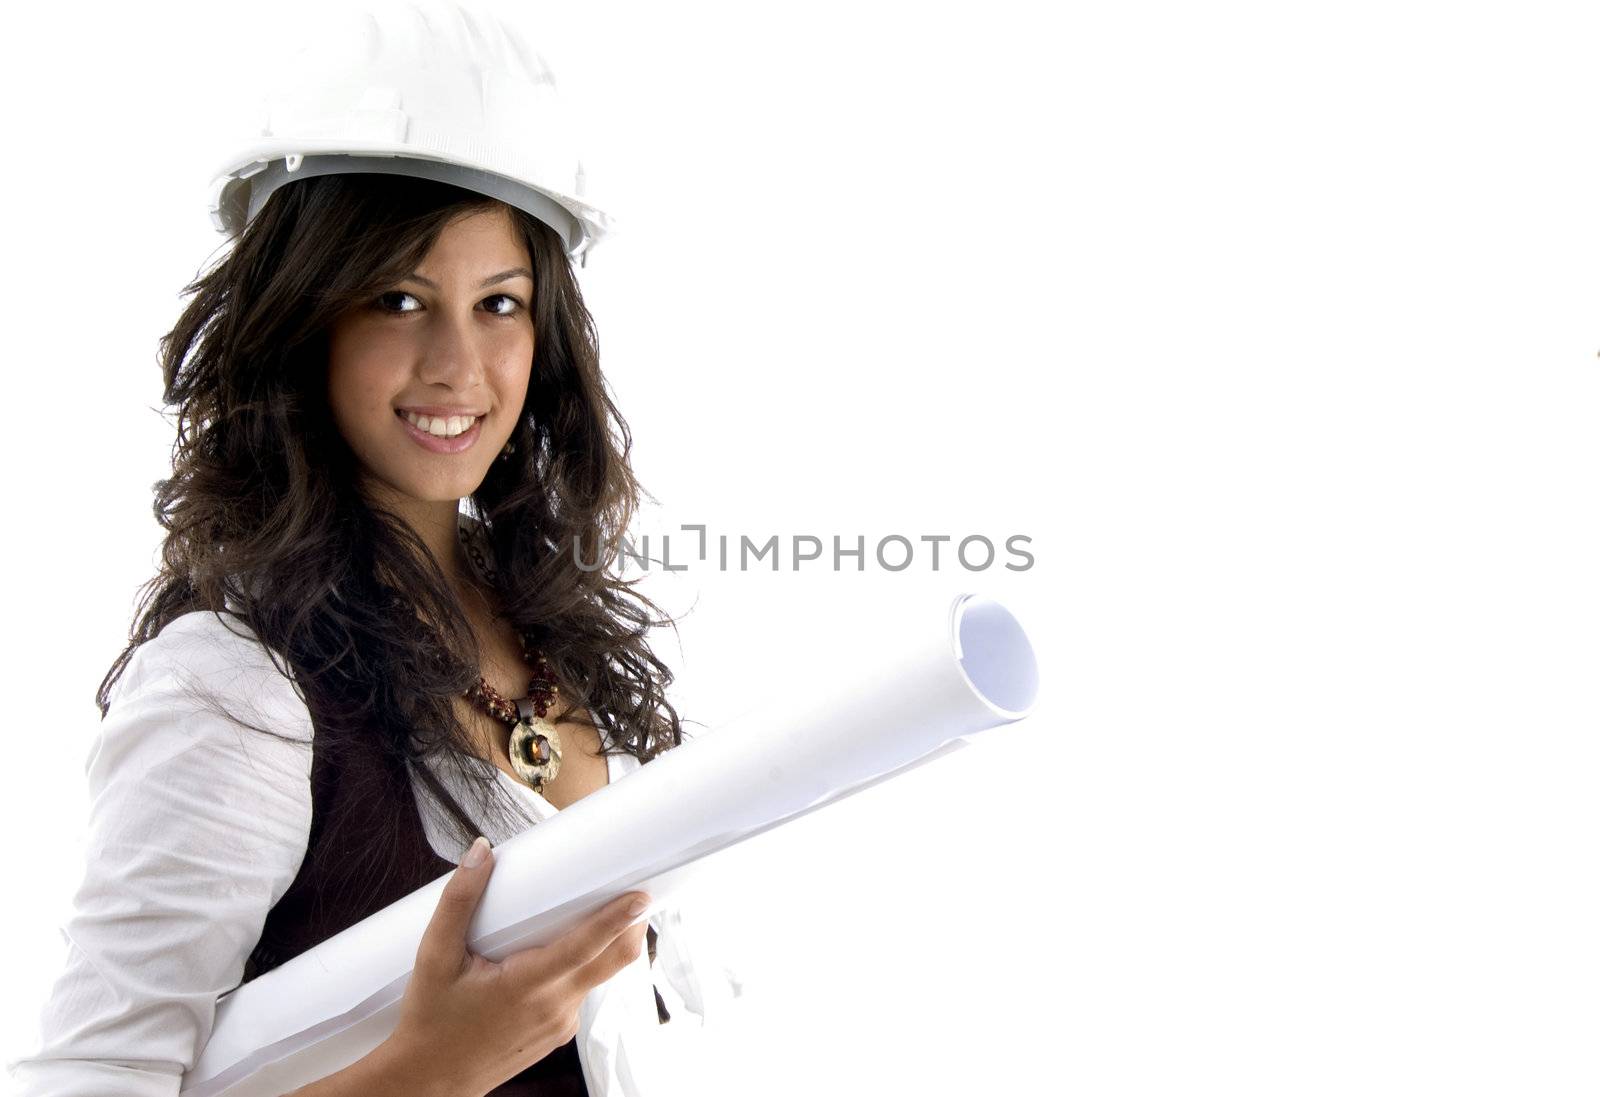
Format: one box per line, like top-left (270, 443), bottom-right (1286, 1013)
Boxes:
top-left (461, 629), bottom-right (564, 793)
top-left (455, 517), bottom-right (564, 793)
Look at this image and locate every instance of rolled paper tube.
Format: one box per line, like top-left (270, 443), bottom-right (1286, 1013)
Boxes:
top-left (182, 592), bottom-right (1040, 1095)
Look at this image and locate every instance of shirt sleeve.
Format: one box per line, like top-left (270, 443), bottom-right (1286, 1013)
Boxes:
top-left (8, 612), bottom-right (315, 1097)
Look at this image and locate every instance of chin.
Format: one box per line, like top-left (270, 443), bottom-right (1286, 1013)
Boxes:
top-left (366, 467), bottom-right (493, 508)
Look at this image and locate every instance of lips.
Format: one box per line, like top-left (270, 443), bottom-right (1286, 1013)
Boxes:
top-left (396, 409), bottom-right (484, 454)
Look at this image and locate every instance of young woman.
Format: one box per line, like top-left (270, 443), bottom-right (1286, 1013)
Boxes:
top-left (11, 6), bottom-right (732, 1095)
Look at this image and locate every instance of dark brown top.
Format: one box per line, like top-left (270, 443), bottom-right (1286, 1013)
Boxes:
top-left (238, 718), bottom-right (667, 1094)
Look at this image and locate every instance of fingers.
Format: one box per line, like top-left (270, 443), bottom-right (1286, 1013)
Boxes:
top-left (416, 835), bottom-right (494, 979)
top-left (417, 839), bottom-right (651, 1002)
top-left (501, 890), bottom-right (651, 987)
top-left (556, 891), bottom-right (652, 969)
top-left (566, 921), bottom-right (649, 992)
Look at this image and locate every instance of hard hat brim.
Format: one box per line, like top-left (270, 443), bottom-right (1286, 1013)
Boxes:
top-left (208, 136), bottom-right (615, 260)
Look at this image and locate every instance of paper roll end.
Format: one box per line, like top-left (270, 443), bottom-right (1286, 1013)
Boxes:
top-left (949, 593), bottom-right (1039, 719)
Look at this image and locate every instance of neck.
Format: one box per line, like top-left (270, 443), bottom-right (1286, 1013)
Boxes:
top-left (363, 482), bottom-right (474, 594)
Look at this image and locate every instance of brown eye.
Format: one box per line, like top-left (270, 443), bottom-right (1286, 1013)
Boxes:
top-left (483, 294), bottom-right (525, 317)
top-left (374, 291), bottom-right (420, 313)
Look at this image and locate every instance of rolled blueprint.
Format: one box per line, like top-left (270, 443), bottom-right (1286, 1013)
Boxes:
top-left (183, 591), bottom-right (1040, 1095)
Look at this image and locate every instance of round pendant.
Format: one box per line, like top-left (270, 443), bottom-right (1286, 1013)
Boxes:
top-left (509, 699), bottom-right (562, 790)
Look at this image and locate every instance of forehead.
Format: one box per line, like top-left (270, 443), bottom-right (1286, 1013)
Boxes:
top-left (419, 206), bottom-right (531, 269)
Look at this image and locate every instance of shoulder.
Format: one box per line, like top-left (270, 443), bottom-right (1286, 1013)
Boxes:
top-left (93, 612), bottom-right (314, 793)
top-left (109, 611), bottom-right (313, 739)
top-left (112, 610), bottom-right (291, 696)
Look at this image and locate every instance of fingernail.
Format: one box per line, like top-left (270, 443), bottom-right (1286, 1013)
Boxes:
top-left (461, 836), bottom-right (489, 868)
top-left (627, 895), bottom-right (650, 918)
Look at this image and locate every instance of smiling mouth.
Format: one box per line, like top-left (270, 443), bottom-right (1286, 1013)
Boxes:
top-left (396, 409), bottom-right (482, 439)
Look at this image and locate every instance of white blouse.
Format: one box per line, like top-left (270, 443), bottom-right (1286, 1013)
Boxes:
top-left (8, 601), bottom-right (742, 1096)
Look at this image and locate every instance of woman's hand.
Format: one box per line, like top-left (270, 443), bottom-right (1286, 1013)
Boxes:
top-left (382, 836), bottom-right (650, 1097)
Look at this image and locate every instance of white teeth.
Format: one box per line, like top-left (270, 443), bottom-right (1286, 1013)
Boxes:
top-left (402, 411), bottom-right (478, 438)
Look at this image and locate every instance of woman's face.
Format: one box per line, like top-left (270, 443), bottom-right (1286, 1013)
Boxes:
top-left (326, 205), bottom-right (535, 509)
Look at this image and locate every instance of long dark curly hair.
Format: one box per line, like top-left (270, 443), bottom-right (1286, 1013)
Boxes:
top-left (97, 171), bottom-right (687, 857)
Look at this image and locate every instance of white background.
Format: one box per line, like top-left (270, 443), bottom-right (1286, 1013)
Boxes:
top-left (3, 0), bottom-right (1598, 1093)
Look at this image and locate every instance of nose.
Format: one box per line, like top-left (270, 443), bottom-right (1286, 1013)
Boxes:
top-left (414, 310), bottom-right (489, 392)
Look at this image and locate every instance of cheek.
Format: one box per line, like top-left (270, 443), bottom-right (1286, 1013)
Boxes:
top-left (491, 355), bottom-right (534, 414)
top-left (328, 328), bottom-right (396, 407)
top-left (326, 357), bottom-right (403, 449)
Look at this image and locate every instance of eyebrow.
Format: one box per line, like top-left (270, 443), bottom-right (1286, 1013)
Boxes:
top-left (401, 267), bottom-right (534, 290)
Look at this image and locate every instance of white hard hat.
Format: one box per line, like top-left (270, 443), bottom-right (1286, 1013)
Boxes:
top-left (207, 0), bottom-right (614, 264)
